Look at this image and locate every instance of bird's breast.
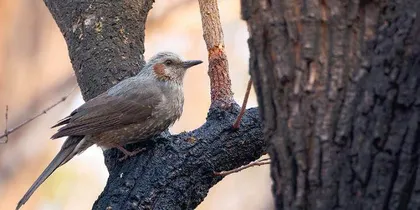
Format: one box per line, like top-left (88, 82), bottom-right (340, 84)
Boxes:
top-left (160, 84), bottom-right (184, 121)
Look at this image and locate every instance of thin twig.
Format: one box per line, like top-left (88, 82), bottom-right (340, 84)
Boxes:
top-left (0, 86), bottom-right (78, 142)
top-left (214, 157), bottom-right (271, 176)
top-left (233, 79), bottom-right (253, 129)
top-left (2, 106), bottom-right (9, 143)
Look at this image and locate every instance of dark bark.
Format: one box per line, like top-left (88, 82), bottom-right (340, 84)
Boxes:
top-left (44, 0), bottom-right (152, 101)
top-left (242, 0), bottom-right (420, 210)
top-left (44, 0), bottom-right (265, 209)
top-left (96, 106), bottom-right (263, 209)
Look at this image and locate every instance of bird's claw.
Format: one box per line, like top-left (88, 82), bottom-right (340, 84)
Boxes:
top-left (118, 147), bottom-right (146, 161)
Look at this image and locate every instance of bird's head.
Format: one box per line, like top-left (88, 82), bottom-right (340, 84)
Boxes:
top-left (140, 52), bottom-right (202, 84)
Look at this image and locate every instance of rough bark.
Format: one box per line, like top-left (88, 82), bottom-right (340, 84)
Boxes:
top-left (198, 0), bottom-right (234, 109)
top-left (44, 0), bottom-right (265, 209)
top-left (44, 0), bottom-right (152, 101)
top-left (96, 106), bottom-right (263, 209)
top-left (242, 0), bottom-right (420, 209)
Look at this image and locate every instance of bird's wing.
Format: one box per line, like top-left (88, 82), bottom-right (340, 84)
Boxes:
top-left (51, 81), bottom-right (162, 139)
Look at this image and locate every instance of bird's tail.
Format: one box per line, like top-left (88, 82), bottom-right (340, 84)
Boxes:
top-left (16, 136), bottom-right (85, 210)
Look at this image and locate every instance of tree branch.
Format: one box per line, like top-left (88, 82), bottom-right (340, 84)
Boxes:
top-left (214, 157), bottom-right (270, 176)
top-left (233, 79), bottom-right (253, 129)
top-left (42, 1), bottom-right (265, 209)
top-left (0, 85), bottom-right (77, 142)
top-left (198, 0), bottom-right (234, 109)
top-left (95, 106), bottom-right (264, 209)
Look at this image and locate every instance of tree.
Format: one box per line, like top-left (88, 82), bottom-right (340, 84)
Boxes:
top-left (242, 0), bottom-right (420, 209)
top-left (40, 0), bottom-right (420, 209)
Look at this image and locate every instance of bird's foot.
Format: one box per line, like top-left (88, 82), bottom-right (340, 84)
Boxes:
top-left (115, 145), bottom-right (146, 161)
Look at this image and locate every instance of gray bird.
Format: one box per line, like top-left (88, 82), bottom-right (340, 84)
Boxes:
top-left (16, 52), bottom-right (202, 210)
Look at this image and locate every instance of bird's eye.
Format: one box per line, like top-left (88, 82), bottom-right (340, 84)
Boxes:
top-left (164, 60), bottom-right (173, 65)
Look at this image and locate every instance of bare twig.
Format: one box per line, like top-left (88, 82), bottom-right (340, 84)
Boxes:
top-left (2, 106), bottom-right (9, 143)
top-left (214, 157), bottom-right (271, 176)
top-left (0, 86), bottom-right (77, 142)
top-left (233, 79), bottom-right (253, 129)
top-left (198, 0), bottom-right (234, 109)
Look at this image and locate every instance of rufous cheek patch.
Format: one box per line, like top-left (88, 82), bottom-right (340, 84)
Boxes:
top-left (153, 63), bottom-right (165, 75)
top-left (153, 64), bottom-right (170, 80)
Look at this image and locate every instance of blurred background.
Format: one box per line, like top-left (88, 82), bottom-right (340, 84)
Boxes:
top-left (0, 0), bottom-right (272, 209)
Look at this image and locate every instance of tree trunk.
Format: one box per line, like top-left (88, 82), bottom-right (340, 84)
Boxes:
top-left (44, 0), bottom-right (152, 101)
top-left (242, 0), bottom-right (420, 209)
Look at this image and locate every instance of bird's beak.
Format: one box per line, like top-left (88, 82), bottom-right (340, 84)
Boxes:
top-left (182, 60), bottom-right (203, 69)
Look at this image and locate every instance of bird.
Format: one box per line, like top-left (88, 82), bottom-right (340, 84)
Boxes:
top-left (16, 52), bottom-right (203, 210)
